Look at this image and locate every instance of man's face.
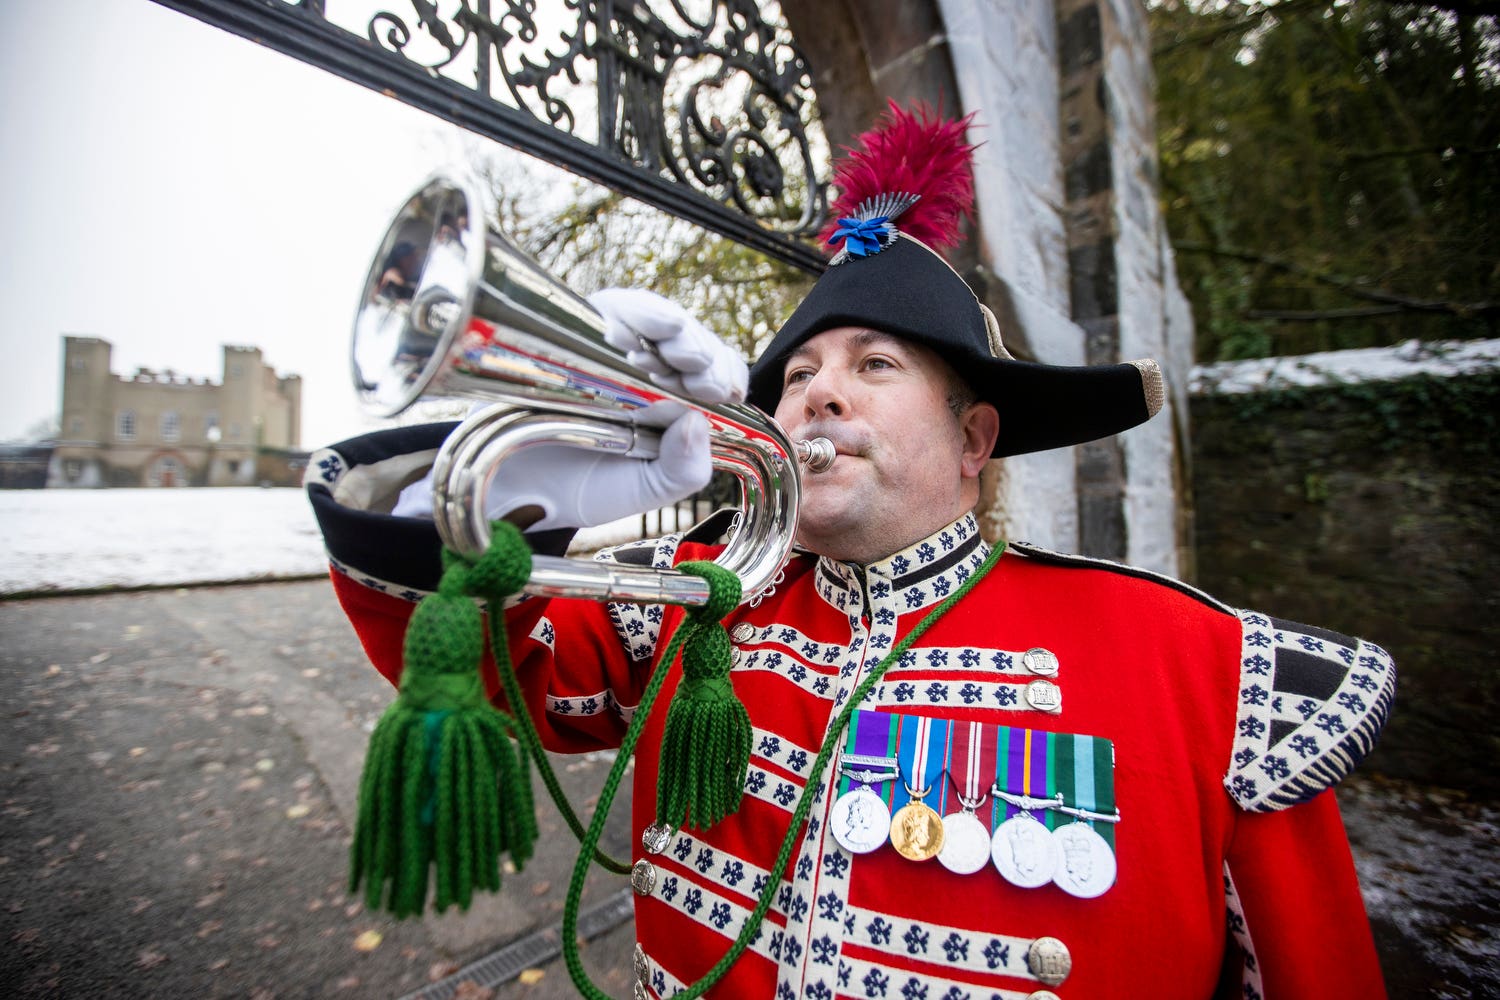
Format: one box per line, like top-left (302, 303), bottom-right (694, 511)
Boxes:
top-left (772, 326), bottom-right (997, 564)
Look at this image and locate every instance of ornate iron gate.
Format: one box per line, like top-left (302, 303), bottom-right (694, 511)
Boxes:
top-left (150, 0), bottom-right (829, 272)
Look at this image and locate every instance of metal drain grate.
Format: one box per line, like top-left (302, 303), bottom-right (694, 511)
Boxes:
top-left (401, 889), bottom-right (635, 1000)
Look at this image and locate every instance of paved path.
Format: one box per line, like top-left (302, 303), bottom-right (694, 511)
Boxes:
top-left (1, 580), bottom-right (1495, 998)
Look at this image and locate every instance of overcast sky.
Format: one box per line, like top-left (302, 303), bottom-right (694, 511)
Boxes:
top-left (0, 0), bottom-right (516, 448)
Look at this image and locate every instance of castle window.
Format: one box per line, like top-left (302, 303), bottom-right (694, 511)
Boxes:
top-left (117, 410), bottom-right (136, 441)
top-left (161, 411), bottom-right (181, 443)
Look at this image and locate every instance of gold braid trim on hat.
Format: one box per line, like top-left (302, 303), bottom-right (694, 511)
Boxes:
top-left (979, 305), bottom-right (1014, 360)
top-left (1128, 359), bottom-right (1166, 417)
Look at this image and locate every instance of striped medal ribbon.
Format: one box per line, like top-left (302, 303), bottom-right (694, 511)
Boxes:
top-left (889, 713), bottom-right (949, 862)
top-left (936, 720), bottom-right (995, 875)
top-left (829, 710), bottom-right (898, 855)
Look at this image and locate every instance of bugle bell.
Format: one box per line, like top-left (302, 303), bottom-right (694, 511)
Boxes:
top-left (350, 172), bottom-right (830, 608)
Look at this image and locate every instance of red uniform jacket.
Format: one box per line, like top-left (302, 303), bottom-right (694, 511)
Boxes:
top-left (309, 424), bottom-right (1393, 999)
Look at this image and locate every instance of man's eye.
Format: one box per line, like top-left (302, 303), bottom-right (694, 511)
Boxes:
top-left (785, 368), bottom-right (814, 385)
top-left (862, 357), bottom-right (894, 371)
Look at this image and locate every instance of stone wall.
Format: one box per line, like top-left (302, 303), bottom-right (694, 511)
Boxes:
top-left (1191, 373), bottom-right (1500, 796)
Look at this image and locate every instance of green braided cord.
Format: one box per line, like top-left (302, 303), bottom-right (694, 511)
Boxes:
top-left (348, 533), bottom-right (538, 917)
top-left (475, 521), bottom-right (631, 876)
top-left (420, 710), bottom-right (452, 826)
top-left (559, 540), bottom-right (1006, 1000)
top-left (656, 561), bottom-right (748, 831)
top-left (557, 563), bottom-right (728, 1000)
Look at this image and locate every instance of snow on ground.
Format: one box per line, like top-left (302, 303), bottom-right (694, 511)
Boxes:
top-left (0, 487), bottom-right (693, 595)
top-left (0, 488), bottom-right (327, 594)
top-left (1191, 337), bottom-right (1500, 395)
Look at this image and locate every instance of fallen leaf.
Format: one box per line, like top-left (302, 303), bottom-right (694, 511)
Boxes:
top-left (129, 897), bottom-right (153, 915)
top-left (518, 968), bottom-right (546, 985)
top-left (286, 804), bottom-right (310, 820)
top-left (530, 881), bottom-right (551, 897)
top-left (129, 747), bottom-right (147, 758)
top-left (136, 948), bottom-right (168, 969)
top-left (453, 981), bottom-right (496, 1000)
top-left (255, 758), bottom-right (275, 773)
top-left (335, 976), bottom-right (360, 990)
top-left (208, 958), bottom-right (230, 972)
top-left (429, 962), bottom-right (460, 982)
top-left (196, 920), bottom-right (223, 939)
top-left (353, 930), bottom-right (382, 952)
top-left (196, 891), bottom-right (224, 909)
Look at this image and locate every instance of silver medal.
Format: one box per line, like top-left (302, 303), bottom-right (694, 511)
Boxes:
top-left (1051, 822), bottom-right (1116, 898)
top-left (991, 812), bottom-right (1060, 888)
top-left (937, 810), bottom-right (991, 875)
top-left (829, 785), bottom-right (891, 854)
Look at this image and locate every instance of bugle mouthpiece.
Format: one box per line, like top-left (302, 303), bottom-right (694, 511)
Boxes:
top-left (794, 437), bottom-right (836, 473)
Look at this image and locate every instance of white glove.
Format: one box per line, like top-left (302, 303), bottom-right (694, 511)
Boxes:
top-left (391, 409), bottom-right (712, 531)
top-left (589, 287), bottom-right (748, 404)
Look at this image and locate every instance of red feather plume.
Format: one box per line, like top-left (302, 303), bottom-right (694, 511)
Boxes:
top-left (819, 100), bottom-right (979, 257)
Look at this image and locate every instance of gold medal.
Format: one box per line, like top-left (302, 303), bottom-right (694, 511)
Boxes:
top-left (889, 801), bottom-right (945, 861)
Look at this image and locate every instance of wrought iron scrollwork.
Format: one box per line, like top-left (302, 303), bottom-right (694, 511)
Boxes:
top-left (358, 0), bottom-right (826, 235)
top-left (151, 0), bottom-right (829, 269)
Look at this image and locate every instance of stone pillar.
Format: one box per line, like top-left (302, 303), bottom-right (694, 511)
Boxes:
top-left (1055, 0), bottom-right (1127, 560)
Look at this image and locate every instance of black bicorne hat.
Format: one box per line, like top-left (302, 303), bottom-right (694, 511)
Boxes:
top-left (747, 102), bottom-right (1164, 459)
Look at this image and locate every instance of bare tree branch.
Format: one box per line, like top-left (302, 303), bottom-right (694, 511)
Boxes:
top-left (1174, 241), bottom-right (1500, 316)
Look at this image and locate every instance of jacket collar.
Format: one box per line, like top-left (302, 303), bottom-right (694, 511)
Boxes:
top-left (811, 513), bottom-right (990, 617)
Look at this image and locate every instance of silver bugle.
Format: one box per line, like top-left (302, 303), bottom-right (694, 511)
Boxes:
top-left (795, 437), bottom-right (835, 473)
top-left (350, 171), bottom-right (821, 608)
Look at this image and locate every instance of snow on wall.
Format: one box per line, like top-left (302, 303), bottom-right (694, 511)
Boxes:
top-left (1192, 339), bottom-right (1500, 396)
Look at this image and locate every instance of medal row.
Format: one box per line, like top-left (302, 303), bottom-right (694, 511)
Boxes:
top-left (827, 780), bottom-right (1117, 898)
top-left (831, 709), bottom-right (1119, 898)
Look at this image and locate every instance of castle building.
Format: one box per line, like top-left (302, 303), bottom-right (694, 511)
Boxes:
top-left (49, 336), bottom-right (303, 488)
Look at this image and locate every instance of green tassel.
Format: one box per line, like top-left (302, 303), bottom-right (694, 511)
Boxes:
top-left (656, 561), bottom-right (749, 831)
top-left (348, 522), bottom-right (535, 917)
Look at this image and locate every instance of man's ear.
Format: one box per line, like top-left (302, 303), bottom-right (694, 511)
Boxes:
top-left (960, 402), bottom-right (999, 478)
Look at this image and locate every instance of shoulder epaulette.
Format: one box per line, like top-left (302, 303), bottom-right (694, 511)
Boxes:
top-left (1225, 612), bottom-right (1396, 811)
top-left (1006, 541), bottom-right (1235, 615)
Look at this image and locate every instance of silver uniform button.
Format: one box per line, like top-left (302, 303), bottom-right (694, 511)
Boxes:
top-left (1027, 936), bottom-right (1072, 986)
top-left (1025, 993), bottom-right (1062, 1000)
top-left (633, 943), bottom-right (650, 985)
top-left (1024, 679), bottom-right (1062, 713)
top-left (730, 647), bottom-right (743, 668)
top-left (630, 859), bottom-right (657, 896)
top-left (731, 623), bottom-right (756, 643)
top-left (632, 982), bottom-right (649, 1000)
top-left (641, 822), bottom-right (673, 855)
top-left (1022, 647), bottom-right (1060, 677)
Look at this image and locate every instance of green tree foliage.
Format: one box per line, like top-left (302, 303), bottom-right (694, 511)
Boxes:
top-left (1151, 1), bottom-right (1499, 360)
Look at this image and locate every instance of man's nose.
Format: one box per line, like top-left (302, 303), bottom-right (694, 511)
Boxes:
top-left (802, 367), bottom-right (848, 418)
